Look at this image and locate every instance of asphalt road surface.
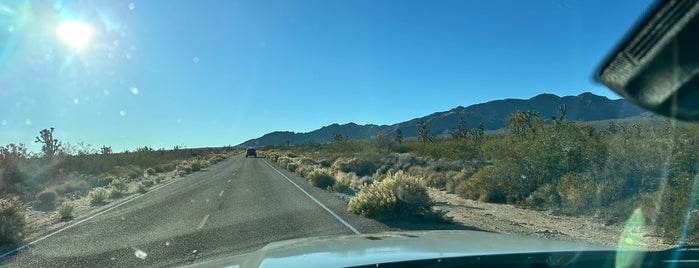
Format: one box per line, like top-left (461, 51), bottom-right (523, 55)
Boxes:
top-left (0, 154), bottom-right (390, 267)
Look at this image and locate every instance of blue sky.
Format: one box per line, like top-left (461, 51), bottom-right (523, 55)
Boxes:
top-left (0, 0), bottom-right (653, 152)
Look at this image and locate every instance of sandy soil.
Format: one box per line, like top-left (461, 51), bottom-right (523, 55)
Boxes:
top-left (428, 188), bottom-right (675, 250)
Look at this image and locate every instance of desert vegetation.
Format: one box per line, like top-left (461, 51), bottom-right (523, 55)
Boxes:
top-left (264, 106), bottom-right (699, 243)
top-left (0, 128), bottom-right (235, 246)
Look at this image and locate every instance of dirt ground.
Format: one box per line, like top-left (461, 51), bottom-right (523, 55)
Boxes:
top-left (428, 188), bottom-right (675, 250)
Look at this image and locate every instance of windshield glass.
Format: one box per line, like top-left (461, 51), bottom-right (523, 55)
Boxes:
top-left (3, 0), bottom-right (695, 267)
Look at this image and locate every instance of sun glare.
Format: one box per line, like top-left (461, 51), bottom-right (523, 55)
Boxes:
top-left (56, 21), bottom-right (92, 50)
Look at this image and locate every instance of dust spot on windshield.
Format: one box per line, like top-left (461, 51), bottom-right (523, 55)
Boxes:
top-left (73, 98), bottom-right (79, 104)
top-left (128, 3), bottom-right (136, 10)
top-left (24, 119), bottom-right (31, 126)
top-left (120, 110), bottom-right (126, 117)
top-left (193, 57), bottom-right (199, 63)
top-left (130, 86), bottom-right (138, 95)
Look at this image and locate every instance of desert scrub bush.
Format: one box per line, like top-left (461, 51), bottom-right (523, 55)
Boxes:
top-left (332, 172), bottom-right (356, 194)
top-left (36, 189), bottom-right (59, 205)
top-left (297, 157), bottom-right (317, 166)
top-left (142, 180), bottom-right (155, 187)
top-left (58, 202), bottom-right (75, 219)
top-left (54, 178), bottom-right (89, 195)
top-left (285, 162), bottom-right (298, 172)
top-left (137, 182), bottom-right (149, 193)
top-left (154, 175), bottom-right (165, 183)
top-left (295, 164), bottom-right (318, 178)
top-left (144, 168), bottom-right (156, 176)
top-left (89, 188), bottom-right (108, 205)
top-left (348, 171), bottom-right (444, 221)
top-left (155, 162), bottom-right (177, 173)
top-left (176, 161), bottom-right (193, 176)
top-left (109, 178), bottom-right (129, 195)
top-left (0, 199), bottom-right (26, 245)
top-left (306, 169), bottom-right (336, 188)
top-left (94, 176), bottom-right (115, 187)
top-left (332, 157), bottom-right (377, 177)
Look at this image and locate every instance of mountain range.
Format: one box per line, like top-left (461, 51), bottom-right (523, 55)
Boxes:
top-left (238, 92), bottom-right (647, 147)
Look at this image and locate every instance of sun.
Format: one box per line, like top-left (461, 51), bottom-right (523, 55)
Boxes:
top-left (56, 21), bottom-right (92, 51)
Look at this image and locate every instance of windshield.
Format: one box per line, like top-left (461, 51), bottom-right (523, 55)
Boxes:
top-left (2, 0), bottom-right (695, 267)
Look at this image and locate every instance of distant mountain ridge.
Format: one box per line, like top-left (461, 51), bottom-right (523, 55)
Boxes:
top-left (238, 92), bottom-right (646, 147)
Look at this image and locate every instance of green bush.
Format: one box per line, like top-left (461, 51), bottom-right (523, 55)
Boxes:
top-left (144, 168), bottom-right (156, 176)
top-left (348, 171), bottom-right (441, 220)
top-left (89, 188), bottom-right (108, 205)
top-left (58, 202), bottom-right (75, 219)
top-left (0, 200), bottom-right (26, 245)
top-left (36, 189), bottom-right (59, 205)
top-left (306, 169), bottom-right (336, 188)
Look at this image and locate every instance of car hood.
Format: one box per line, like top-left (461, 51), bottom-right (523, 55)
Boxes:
top-left (188, 230), bottom-right (612, 268)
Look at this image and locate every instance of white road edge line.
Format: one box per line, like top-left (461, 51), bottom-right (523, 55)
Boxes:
top-left (0, 174), bottom-right (186, 259)
top-left (263, 160), bottom-right (361, 235)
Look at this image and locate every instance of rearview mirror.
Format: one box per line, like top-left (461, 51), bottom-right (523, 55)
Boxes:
top-left (597, 0), bottom-right (699, 121)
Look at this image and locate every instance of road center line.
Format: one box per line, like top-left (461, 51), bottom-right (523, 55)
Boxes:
top-left (263, 160), bottom-right (361, 235)
top-left (197, 214), bottom-right (210, 230)
top-left (218, 190), bottom-right (225, 197)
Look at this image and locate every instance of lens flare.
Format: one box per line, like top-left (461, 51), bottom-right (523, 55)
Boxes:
top-left (56, 21), bottom-right (92, 50)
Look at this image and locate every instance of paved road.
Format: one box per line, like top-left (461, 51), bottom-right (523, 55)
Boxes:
top-left (0, 155), bottom-right (390, 267)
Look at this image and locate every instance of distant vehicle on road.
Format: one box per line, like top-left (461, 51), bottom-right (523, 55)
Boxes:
top-left (245, 148), bottom-right (257, 158)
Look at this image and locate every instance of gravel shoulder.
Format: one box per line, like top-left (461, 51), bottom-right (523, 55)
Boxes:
top-left (428, 188), bottom-right (675, 251)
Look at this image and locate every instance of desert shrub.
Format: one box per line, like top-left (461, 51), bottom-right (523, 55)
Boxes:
top-left (89, 188), bottom-right (108, 205)
top-left (424, 172), bottom-right (448, 189)
top-left (342, 158), bottom-right (377, 177)
top-left (155, 162), bottom-right (177, 173)
top-left (285, 162), bottom-right (298, 172)
top-left (36, 189), bottom-right (59, 205)
top-left (114, 165), bottom-right (142, 180)
top-left (137, 182), bottom-right (149, 193)
top-left (94, 176), bottom-right (114, 187)
top-left (109, 178), bottom-right (129, 193)
top-left (352, 176), bottom-right (374, 189)
top-left (295, 164), bottom-right (317, 178)
top-left (306, 169), bottom-right (336, 188)
top-left (53, 179), bottom-right (89, 195)
top-left (335, 172), bottom-right (358, 191)
top-left (176, 162), bottom-right (193, 176)
top-left (142, 180), bottom-right (155, 187)
top-left (190, 160), bottom-right (203, 172)
top-left (318, 158), bottom-right (334, 167)
top-left (0, 200), bottom-right (26, 245)
top-left (456, 165), bottom-right (507, 203)
top-left (58, 202), bottom-right (75, 219)
top-left (297, 157), bottom-right (317, 166)
top-left (144, 168), bottom-right (156, 176)
top-left (154, 176), bottom-right (165, 183)
top-left (348, 171), bottom-right (443, 220)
